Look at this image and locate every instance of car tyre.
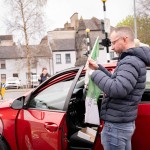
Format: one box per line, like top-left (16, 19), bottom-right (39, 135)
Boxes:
top-left (0, 139), bottom-right (9, 150)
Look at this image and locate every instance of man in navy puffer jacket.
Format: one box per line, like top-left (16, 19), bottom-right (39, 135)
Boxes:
top-left (88, 26), bottom-right (150, 150)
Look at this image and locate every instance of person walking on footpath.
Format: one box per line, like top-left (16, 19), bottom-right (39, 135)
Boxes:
top-left (38, 67), bottom-right (51, 84)
top-left (88, 26), bottom-right (150, 150)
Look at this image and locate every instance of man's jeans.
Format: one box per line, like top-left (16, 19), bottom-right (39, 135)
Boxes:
top-left (101, 121), bottom-right (135, 150)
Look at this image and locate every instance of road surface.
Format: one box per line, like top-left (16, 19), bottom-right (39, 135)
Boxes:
top-left (2, 88), bottom-right (33, 100)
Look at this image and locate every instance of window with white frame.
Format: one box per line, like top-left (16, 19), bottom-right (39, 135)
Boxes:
top-left (1, 74), bottom-right (6, 82)
top-left (0, 60), bottom-right (6, 69)
top-left (56, 54), bottom-right (61, 64)
top-left (65, 53), bottom-right (71, 64)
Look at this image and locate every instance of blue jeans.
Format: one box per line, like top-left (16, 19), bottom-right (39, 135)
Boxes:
top-left (101, 121), bottom-right (135, 150)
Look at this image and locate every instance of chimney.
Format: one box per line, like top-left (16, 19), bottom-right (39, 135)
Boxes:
top-left (70, 12), bottom-right (79, 30)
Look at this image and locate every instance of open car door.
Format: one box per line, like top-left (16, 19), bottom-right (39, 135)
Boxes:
top-left (132, 67), bottom-right (150, 150)
top-left (63, 66), bottom-right (104, 150)
top-left (15, 67), bottom-right (84, 150)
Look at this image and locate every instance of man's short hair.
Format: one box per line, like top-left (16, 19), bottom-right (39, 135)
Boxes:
top-left (111, 26), bottom-right (134, 41)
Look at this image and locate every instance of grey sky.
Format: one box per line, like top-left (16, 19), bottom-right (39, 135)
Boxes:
top-left (45, 0), bottom-right (134, 31)
top-left (0, 0), bottom-right (134, 37)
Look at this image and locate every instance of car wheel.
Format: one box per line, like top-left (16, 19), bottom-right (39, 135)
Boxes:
top-left (0, 139), bottom-right (9, 150)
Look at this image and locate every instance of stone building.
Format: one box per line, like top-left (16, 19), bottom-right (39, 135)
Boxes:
top-left (47, 12), bottom-right (113, 73)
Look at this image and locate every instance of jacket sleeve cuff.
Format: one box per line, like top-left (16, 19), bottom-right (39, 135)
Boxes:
top-left (89, 70), bottom-right (95, 76)
top-left (98, 64), bottom-right (104, 70)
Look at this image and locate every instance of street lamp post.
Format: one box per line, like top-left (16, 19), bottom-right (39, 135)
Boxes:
top-left (134, 0), bottom-right (137, 39)
top-left (86, 28), bottom-right (91, 55)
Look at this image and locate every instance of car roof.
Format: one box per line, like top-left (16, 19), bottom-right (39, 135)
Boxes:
top-left (103, 61), bottom-right (117, 68)
top-left (59, 62), bottom-right (117, 73)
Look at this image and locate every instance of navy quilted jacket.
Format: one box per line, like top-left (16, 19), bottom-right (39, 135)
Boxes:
top-left (91, 46), bottom-right (150, 123)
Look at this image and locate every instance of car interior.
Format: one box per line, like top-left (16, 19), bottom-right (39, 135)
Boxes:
top-left (66, 77), bottom-right (103, 150)
top-left (141, 68), bottom-right (150, 102)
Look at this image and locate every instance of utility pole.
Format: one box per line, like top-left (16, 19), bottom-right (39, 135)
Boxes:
top-left (134, 0), bottom-right (137, 39)
top-left (101, 0), bottom-right (111, 63)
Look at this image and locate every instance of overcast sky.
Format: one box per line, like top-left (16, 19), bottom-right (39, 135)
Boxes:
top-left (0, 0), bottom-right (134, 34)
top-left (44, 0), bottom-right (134, 31)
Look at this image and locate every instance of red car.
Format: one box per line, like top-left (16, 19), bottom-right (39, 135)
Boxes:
top-left (0, 63), bottom-right (150, 150)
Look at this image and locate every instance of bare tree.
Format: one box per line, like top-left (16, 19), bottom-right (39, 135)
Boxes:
top-left (4, 0), bottom-right (47, 87)
top-left (137, 0), bottom-right (150, 16)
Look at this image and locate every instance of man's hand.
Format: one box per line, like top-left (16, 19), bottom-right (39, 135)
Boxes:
top-left (88, 59), bottom-right (99, 70)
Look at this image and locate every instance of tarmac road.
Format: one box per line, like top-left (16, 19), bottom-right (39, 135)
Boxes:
top-left (2, 88), bottom-right (33, 100)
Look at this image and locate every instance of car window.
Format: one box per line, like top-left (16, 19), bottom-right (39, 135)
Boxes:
top-left (146, 69), bottom-right (150, 89)
top-left (29, 80), bottom-right (73, 110)
top-left (141, 68), bottom-right (150, 102)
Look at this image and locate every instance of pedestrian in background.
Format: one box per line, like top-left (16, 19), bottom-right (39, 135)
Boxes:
top-left (88, 26), bottom-right (150, 150)
top-left (38, 67), bottom-right (50, 84)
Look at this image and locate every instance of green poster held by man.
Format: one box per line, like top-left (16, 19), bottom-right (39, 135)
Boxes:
top-left (84, 36), bottom-right (101, 125)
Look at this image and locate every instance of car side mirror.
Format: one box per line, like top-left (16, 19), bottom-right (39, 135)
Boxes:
top-left (11, 96), bottom-right (25, 110)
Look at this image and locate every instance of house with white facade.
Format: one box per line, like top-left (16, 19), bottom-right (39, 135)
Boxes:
top-left (0, 44), bottom-right (51, 87)
top-left (47, 30), bottom-right (76, 74)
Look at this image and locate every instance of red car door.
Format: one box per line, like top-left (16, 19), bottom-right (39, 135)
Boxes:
top-left (132, 102), bottom-right (150, 150)
top-left (15, 67), bottom-right (83, 150)
top-left (16, 109), bottom-right (67, 150)
top-left (132, 68), bottom-right (150, 150)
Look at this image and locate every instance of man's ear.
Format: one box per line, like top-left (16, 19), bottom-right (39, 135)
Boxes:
top-left (123, 36), bottom-right (128, 43)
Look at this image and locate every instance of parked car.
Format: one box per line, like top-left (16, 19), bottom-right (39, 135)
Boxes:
top-left (0, 63), bottom-right (150, 150)
top-left (5, 77), bottom-right (21, 89)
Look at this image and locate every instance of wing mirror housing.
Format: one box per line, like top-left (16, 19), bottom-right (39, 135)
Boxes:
top-left (11, 96), bottom-right (25, 110)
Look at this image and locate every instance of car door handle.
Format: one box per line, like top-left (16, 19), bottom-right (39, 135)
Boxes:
top-left (44, 123), bottom-right (58, 132)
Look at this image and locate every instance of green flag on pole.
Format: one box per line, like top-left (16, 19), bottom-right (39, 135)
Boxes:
top-left (87, 36), bottom-right (101, 100)
top-left (85, 36), bottom-right (101, 125)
